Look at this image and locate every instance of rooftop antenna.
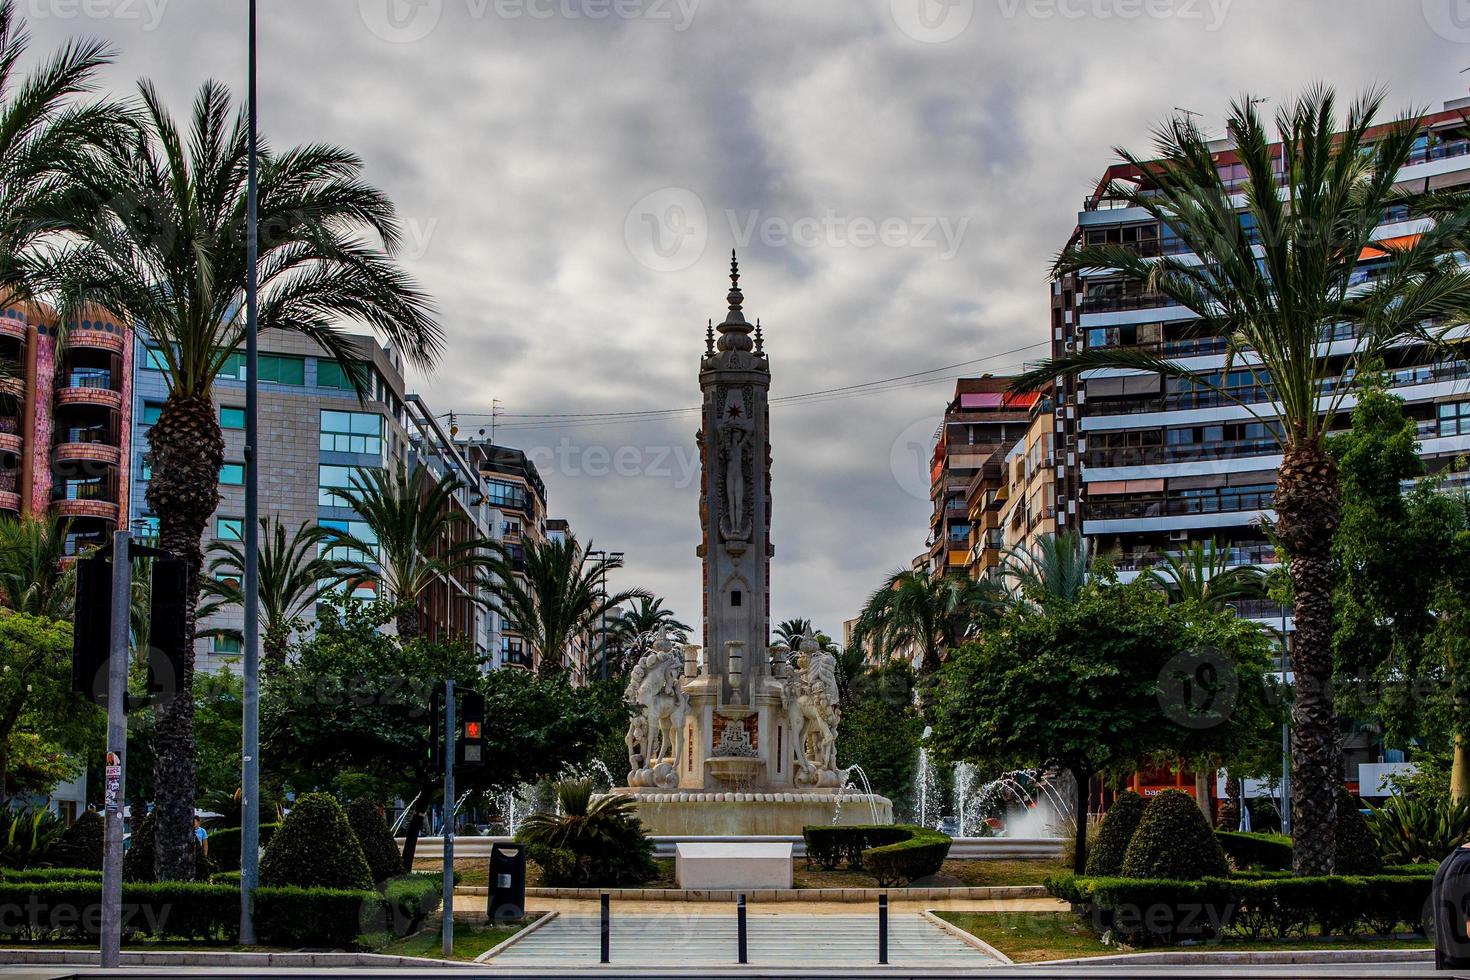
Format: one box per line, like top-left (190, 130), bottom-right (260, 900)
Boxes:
top-left (490, 398), bottom-right (503, 445)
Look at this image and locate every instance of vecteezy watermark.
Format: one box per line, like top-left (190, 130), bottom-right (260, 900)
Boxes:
top-left (358, 0), bottom-right (699, 43)
top-left (624, 187), bottom-right (970, 272)
top-left (526, 439), bottom-right (701, 488)
top-left (889, 417), bottom-right (940, 502)
top-left (24, 0), bottom-right (169, 30)
top-left (890, 0), bottom-right (1231, 42)
top-left (1157, 647), bottom-right (1239, 730)
top-left (890, 0), bottom-right (975, 43)
top-left (1423, 0), bottom-right (1470, 43)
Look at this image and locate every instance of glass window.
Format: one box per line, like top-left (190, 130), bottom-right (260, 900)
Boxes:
top-left (1439, 401), bottom-right (1470, 437)
top-left (220, 463), bottom-right (244, 486)
top-left (321, 518), bottom-right (377, 563)
top-left (319, 410), bottom-right (383, 455)
top-left (134, 515), bottom-right (159, 543)
top-left (219, 352), bottom-right (304, 385)
top-left (214, 635), bottom-right (242, 654)
top-left (217, 517), bottom-right (243, 541)
top-left (144, 346), bottom-right (169, 371)
top-left (318, 464), bottom-right (362, 506)
top-left (220, 406), bottom-right (245, 429)
top-left (140, 458), bottom-right (152, 481)
top-left (317, 359), bottom-right (369, 391)
top-left (141, 402), bottom-right (164, 425)
top-left (486, 479), bottom-right (526, 509)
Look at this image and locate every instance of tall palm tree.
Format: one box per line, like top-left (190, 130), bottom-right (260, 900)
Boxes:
top-left (998, 530), bottom-right (1095, 610)
top-left (0, 514), bottom-right (69, 618)
top-left (1146, 539), bottom-right (1267, 612)
top-left (327, 462), bottom-right (494, 640)
top-left (612, 596), bottom-right (692, 644)
top-left (848, 568), bottom-right (1002, 676)
top-left (0, 0), bottom-right (129, 310)
top-left (46, 82), bottom-right (440, 880)
top-left (201, 518), bottom-right (353, 675)
top-left (773, 618), bottom-right (813, 649)
top-left (486, 537), bottom-right (647, 680)
top-left (1013, 88), bottom-right (1470, 874)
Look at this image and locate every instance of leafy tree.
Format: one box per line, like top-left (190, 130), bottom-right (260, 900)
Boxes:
top-left (49, 79), bottom-right (440, 879)
top-left (1015, 89), bottom-right (1470, 874)
top-left (999, 530), bottom-right (1096, 609)
top-left (201, 518), bottom-right (353, 674)
top-left (613, 597), bottom-right (692, 645)
top-left (834, 661), bottom-right (922, 816)
top-left (930, 580), bottom-right (1273, 873)
top-left (486, 537), bottom-right (646, 680)
top-left (327, 463), bottom-right (495, 640)
top-left (1146, 539), bottom-right (1267, 612)
top-left (0, 516), bottom-right (72, 618)
top-left (849, 568), bottom-right (1002, 677)
top-left (0, 611), bottom-right (93, 798)
top-left (259, 792), bottom-right (372, 890)
top-left (123, 668), bottom-right (241, 814)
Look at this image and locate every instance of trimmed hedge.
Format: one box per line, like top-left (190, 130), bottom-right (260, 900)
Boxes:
top-left (1216, 831), bottom-right (1293, 871)
top-left (347, 800), bottom-right (403, 885)
top-left (802, 825), bottom-right (952, 886)
top-left (1087, 791), bottom-right (1146, 877)
top-left (0, 868), bottom-right (103, 883)
top-left (260, 794), bottom-right (372, 890)
top-left (253, 886), bottom-right (383, 948)
top-left (206, 823), bottom-right (279, 873)
top-left (1121, 789), bottom-right (1228, 880)
top-left (1045, 872), bottom-right (1432, 947)
top-left (383, 873), bottom-right (444, 936)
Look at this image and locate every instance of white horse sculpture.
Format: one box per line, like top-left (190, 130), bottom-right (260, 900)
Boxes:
top-left (624, 630), bottom-right (690, 787)
top-left (779, 629), bottom-right (841, 786)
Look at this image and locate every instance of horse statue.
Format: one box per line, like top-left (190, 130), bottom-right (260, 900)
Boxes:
top-left (778, 628), bottom-right (842, 787)
top-left (624, 628), bottom-right (690, 788)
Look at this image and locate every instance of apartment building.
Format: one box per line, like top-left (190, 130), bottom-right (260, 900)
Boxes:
top-left (1, 303), bottom-right (134, 554)
top-left (997, 397), bottom-right (1059, 554)
top-left (1051, 97), bottom-right (1470, 630)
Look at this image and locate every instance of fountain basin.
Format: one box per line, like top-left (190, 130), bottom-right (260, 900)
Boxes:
top-left (705, 757), bottom-right (764, 787)
top-left (615, 790), bottom-right (893, 836)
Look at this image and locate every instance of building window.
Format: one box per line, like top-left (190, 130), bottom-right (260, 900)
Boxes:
top-left (317, 359), bottom-right (367, 391)
top-left (140, 458), bottom-right (152, 481)
top-left (134, 515), bottom-right (159, 544)
top-left (220, 406), bottom-right (245, 429)
top-left (501, 636), bottom-right (529, 667)
top-left (220, 463), bottom-right (244, 486)
top-left (141, 402), bottom-right (164, 425)
top-left (321, 518), bottom-right (377, 563)
top-left (144, 346), bottom-right (169, 371)
top-left (486, 479), bottom-right (526, 510)
top-left (217, 517), bottom-right (244, 541)
top-left (318, 464), bottom-right (362, 506)
top-left (220, 352), bottom-right (305, 385)
top-left (214, 635), bottom-right (242, 654)
top-left (1439, 401), bottom-right (1470, 438)
top-left (319, 410), bottom-right (383, 455)
top-left (730, 590), bottom-right (742, 607)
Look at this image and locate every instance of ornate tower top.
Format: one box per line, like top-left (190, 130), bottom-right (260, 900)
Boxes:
top-left (716, 250), bottom-right (753, 353)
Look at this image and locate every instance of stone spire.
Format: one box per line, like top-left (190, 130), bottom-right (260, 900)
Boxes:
top-left (705, 318), bottom-right (715, 356)
top-left (754, 318), bottom-right (764, 356)
top-left (716, 250), bottom-right (753, 353)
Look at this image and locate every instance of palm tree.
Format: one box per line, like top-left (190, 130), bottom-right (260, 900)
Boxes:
top-left (848, 568), bottom-right (1002, 677)
top-left (46, 82), bottom-right (440, 880)
top-left (0, 0), bottom-right (129, 310)
top-left (998, 530), bottom-right (1095, 610)
top-left (1146, 539), bottom-right (1267, 612)
top-left (326, 462), bottom-right (494, 641)
top-left (201, 518), bottom-right (353, 674)
top-left (1013, 88), bottom-right (1470, 874)
top-left (0, 514), bottom-right (70, 618)
top-left (773, 618), bottom-right (815, 649)
top-left (612, 596), bottom-right (692, 644)
top-left (486, 537), bottom-right (647, 680)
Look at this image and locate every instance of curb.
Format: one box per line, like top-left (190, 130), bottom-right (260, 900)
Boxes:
top-left (920, 908), bottom-right (1013, 964)
top-left (476, 910), bottom-right (558, 962)
top-left (1039, 947), bottom-right (1434, 966)
top-left (454, 884), bottom-right (1050, 902)
top-left (0, 949), bottom-right (478, 968)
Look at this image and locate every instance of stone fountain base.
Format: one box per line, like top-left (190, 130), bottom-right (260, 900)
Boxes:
top-left (618, 789), bottom-right (893, 836)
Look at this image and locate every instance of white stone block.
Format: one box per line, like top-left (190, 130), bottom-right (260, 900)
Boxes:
top-left (675, 842), bottom-right (793, 890)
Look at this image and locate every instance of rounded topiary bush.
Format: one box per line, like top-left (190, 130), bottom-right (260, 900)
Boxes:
top-left (1120, 788), bottom-right (1229, 880)
top-left (122, 813), bottom-right (155, 882)
top-left (1086, 790), bottom-right (1147, 877)
top-left (346, 798), bottom-right (402, 884)
top-left (58, 810), bottom-right (105, 870)
top-left (1334, 787), bottom-right (1383, 875)
top-left (260, 793), bottom-right (373, 890)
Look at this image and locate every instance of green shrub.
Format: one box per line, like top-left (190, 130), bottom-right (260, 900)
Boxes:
top-left (1367, 793), bottom-right (1470, 864)
top-left (260, 794), bottom-right (372, 890)
top-left (0, 806), bottom-right (64, 869)
top-left (0, 867), bottom-right (102, 883)
top-left (346, 800), bottom-right (402, 884)
top-left (800, 825), bottom-right (951, 885)
top-left (1334, 788), bottom-right (1383, 875)
top-left (0, 882), bottom-right (239, 942)
top-left (1086, 791), bottom-right (1146, 877)
top-left (1216, 830), bottom-right (1293, 870)
top-left (253, 885), bottom-right (383, 948)
top-left (382, 873), bottom-right (444, 935)
top-left (56, 811), bottom-right (104, 870)
top-left (122, 813), bottom-right (209, 882)
top-left (516, 781), bottom-right (655, 887)
top-left (206, 822), bottom-right (279, 873)
top-left (1121, 789), bottom-right (1228, 880)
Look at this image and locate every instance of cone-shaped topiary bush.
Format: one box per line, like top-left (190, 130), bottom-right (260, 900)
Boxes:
top-left (346, 798), bottom-right (403, 884)
top-left (58, 810), bottom-right (105, 870)
top-left (1086, 790), bottom-right (1147, 877)
top-left (122, 813), bottom-right (155, 882)
top-left (1120, 788), bottom-right (1229, 880)
top-left (260, 793), bottom-right (373, 890)
top-left (1334, 786), bottom-right (1383, 875)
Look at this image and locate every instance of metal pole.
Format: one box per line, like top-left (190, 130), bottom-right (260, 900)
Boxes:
top-left (878, 893), bottom-right (888, 965)
top-left (239, 0), bottom-right (262, 947)
top-left (599, 557), bottom-right (607, 682)
top-left (600, 893), bottom-right (610, 963)
top-left (1280, 609), bottom-right (1291, 836)
top-left (99, 530), bottom-right (131, 970)
top-left (737, 894), bottom-right (747, 964)
top-left (442, 678), bottom-right (455, 958)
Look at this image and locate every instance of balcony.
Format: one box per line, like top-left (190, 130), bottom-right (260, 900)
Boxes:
top-left (0, 318), bottom-right (24, 343)
top-left (1085, 439), bottom-right (1281, 469)
top-left (0, 432), bottom-right (20, 455)
top-left (56, 382), bottom-right (123, 411)
top-left (54, 498), bottom-right (120, 522)
top-left (0, 470), bottom-right (17, 513)
top-left (1087, 490), bottom-right (1274, 521)
top-left (53, 442), bottom-right (122, 467)
top-left (67, 327), bottom-right (125, 354)
top-left (1078, 292), bottom-right (1178, 315)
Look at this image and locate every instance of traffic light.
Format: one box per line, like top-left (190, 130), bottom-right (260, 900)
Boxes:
top-left (457, 690), bottom-right (485, 768)
top-left (71, 556), bottom-right (112, 702)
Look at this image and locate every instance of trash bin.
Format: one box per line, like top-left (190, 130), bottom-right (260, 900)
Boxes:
top-left (1433, 843), bottom-right (1470, 969)
top-left (488, 842), bottom-right (528, 923)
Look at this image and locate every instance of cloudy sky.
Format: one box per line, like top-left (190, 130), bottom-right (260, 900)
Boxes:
top-left (25, 0), bottom-right (1464, 635)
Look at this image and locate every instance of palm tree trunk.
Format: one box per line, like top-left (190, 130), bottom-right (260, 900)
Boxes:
top-left (536, 649), bottom-right (563, 681)
top-left (399, 806), bottom-right (424, 872)
top-left (262, 625), bottom-right (289, 677)
top-left (1070, 767), bottom-right (1091, 874)
top-left (145, 393), bottom-right (224, 881)
top-left (396, 604), bottom-right (420, 642)
top-left (1274, 445), bottom-right (1343, 876)
top-left (1453, 737), bottom-right (1470, 804)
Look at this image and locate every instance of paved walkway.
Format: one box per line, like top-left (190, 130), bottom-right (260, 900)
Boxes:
top-left (486, 907), bottom-right (1001, 969)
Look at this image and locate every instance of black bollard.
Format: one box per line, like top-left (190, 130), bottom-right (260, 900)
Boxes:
top-left (737, 893), bottom-right (748, 964)
top-left (878, 892), bottom-right (889, 965)
top-left (600, 892), bottom-right (610, 964)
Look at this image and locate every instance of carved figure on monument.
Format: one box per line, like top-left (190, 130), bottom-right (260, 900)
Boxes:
top-left (778, 628), bottom-right (843, 787)
top-left (718, 388), bottom-right (753, 542)
top-left (624, 628), bottom-right (690, 789)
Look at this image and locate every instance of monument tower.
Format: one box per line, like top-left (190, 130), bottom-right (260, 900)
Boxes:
top-left (617, 254), bottom-right (892, 834)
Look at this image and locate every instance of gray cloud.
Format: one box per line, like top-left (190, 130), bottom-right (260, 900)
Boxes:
top-left (26, 0), bottom-right (1453, 634)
